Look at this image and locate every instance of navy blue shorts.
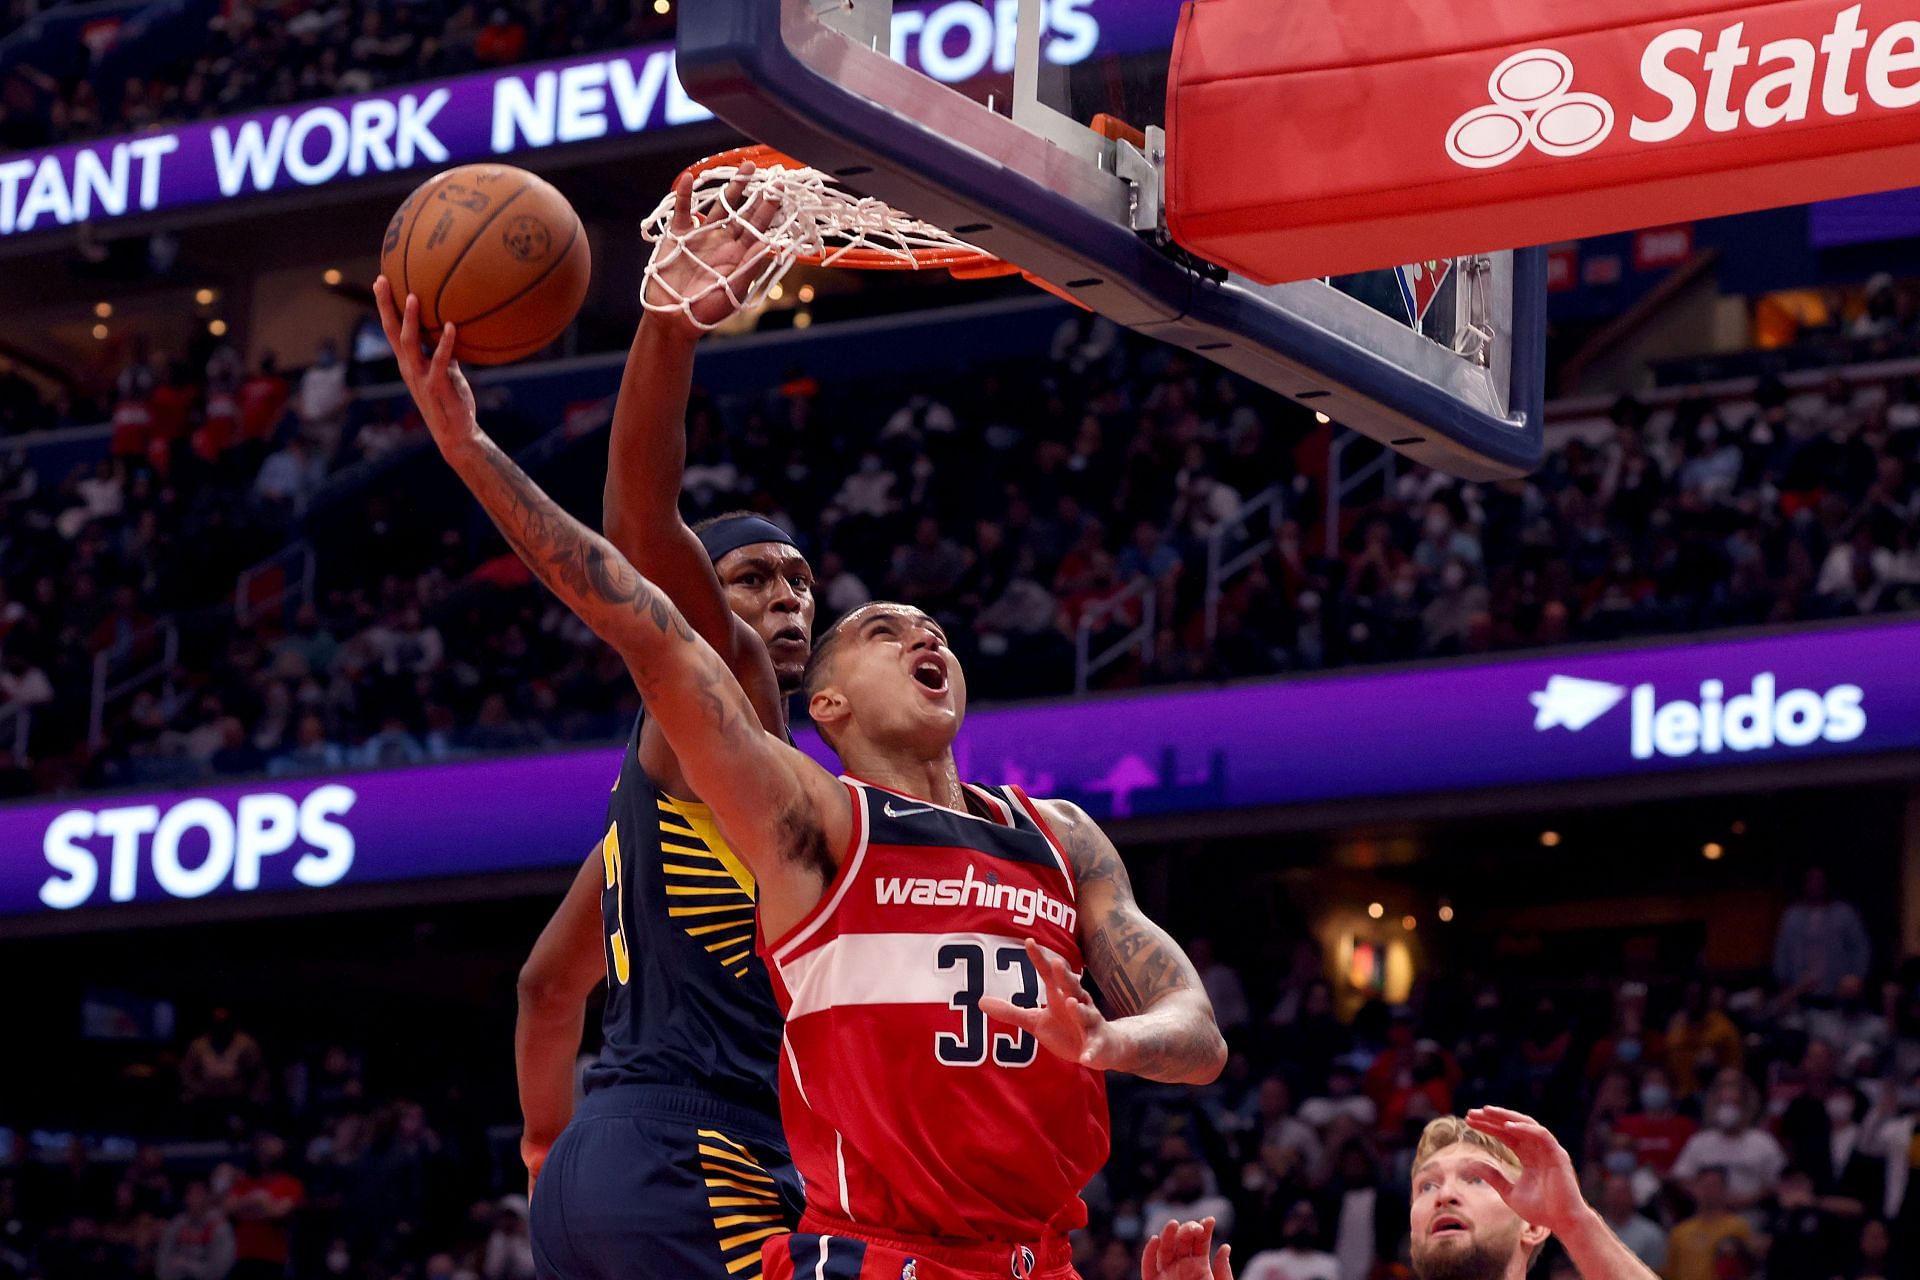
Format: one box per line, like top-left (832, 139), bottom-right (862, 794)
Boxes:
top-left (531, 1083), bottom-right (802, 1280)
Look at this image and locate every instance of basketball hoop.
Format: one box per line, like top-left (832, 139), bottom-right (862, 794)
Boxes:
top-left (641, 145), bottom-right (1052, 331)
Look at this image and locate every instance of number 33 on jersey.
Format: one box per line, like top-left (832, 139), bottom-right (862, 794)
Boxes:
top-left (760, 778), bottom-right (1111, 1242)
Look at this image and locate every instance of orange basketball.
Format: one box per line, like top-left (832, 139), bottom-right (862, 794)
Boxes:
top-left (379, 164), bottom-right (590, 366)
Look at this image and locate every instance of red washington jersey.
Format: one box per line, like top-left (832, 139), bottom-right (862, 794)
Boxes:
top-left (761, 777), bottom-right (1110, 1243)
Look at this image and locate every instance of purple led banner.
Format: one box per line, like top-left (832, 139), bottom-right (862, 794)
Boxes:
top-left (0, 0), bottom-right (1175, 241)
top-left (1810, 188), bottom-right (1920, 249)
top-left (2, 619), bottom-right (1916, 920)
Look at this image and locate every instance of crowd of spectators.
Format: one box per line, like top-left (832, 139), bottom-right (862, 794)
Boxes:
top-left (4, 298), bottom-right (1920, 792)
top-left (0, 0), bottom-right (670, 152)
top-left (4, 863), bottom-right (1915, 1280)
top-left (2, 1004), bottom-right (537, 1280)
top-left (1064, 865), bottom-right (1918, 1280)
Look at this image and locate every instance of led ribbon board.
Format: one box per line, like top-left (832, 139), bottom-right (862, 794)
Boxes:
top-left (6, 619), bottom-right (1918, 921)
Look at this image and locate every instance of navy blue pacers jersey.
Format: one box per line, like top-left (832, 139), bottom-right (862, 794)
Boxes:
top-left (530, 709), bottom-right (799, 1280)
top-left (585, 708), bottom-right (784, 1107)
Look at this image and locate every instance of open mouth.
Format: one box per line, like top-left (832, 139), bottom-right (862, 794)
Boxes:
top-left (1429, 1216), bottom-right (1469, 1239)
top-left (770, 626), bottom-right (808, 650)
top-left (910, 653), bottom-right (949, 694)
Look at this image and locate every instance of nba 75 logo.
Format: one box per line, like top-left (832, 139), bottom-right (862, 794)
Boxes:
top-left (502, 215), bottom-right (552, 263)
top-left (1448, 8), bottom-right (1920, 170)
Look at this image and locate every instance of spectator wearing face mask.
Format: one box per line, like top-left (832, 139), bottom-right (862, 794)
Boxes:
top-left (1670, 1081), bottom-right (1786, 1212)
top-left (1587, 983), bottom-right (1663, 1079)
top-left (1616, 1066), bottom-right (1697, 1177)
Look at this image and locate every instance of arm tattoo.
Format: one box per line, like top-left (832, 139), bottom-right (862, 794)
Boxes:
top-left (456, 429), bottom-right (752, 742)
top-left (1052, 802), bottom-right (1225, 1083)
top-left (1056, 805), bottom-right (1197, 1017)
top-left (451, 431), bottom-right (828, 866)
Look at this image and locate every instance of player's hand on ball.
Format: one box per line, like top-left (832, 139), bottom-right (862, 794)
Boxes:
top-left (979, 938), bottom-right (1125, 1072)
top-left (645, 164), bottom-right (782, 334)
top-left (1140, 1218), bottom-right (1232, 1280)
top-left (1462, 1106), bottom-right (1585, 1236)
top-left (374, 275), bottom-right (479, 450)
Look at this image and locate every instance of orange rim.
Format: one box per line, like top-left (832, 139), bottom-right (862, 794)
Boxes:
top-left (679, 143), bottom-right (1008, 276)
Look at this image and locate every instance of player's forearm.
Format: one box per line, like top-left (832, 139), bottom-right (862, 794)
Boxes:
top-left (434, 427), bottom-right (791, 862)
top-left (1554, 1206), bottom-right (1661, 1280)
top-left (515, 988), bottom-right (586, 1157)
top-left (434, 425), bottom-right (703, 693)
top-left (604, 314), bottom-right (697, 556)
top-left (1106, 988), bottom-right (1228, 1085)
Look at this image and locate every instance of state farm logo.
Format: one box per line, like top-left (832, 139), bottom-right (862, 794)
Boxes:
top-left (1446, 8), bottom-right (1920, 171)
top-left (1446, 49), bottom-right (1614, 169)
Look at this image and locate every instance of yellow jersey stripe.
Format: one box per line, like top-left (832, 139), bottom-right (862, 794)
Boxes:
top-left (698, 1129), bottom-right (750, 1151)
top-left (668, 903), bottom-right (756, 918)
top-left (665, 884), bottom-right (753, 897)
top-left (701, 1160), bottom-right (775, 1184)
top-left (704, 934), bottom-right (755, 954)
top-left (684, 920), bottom-right (749, 937)
top-left (707, 1196), bottom-right (778, 1208)
top-left (663, 864), bottom-right (741, 878)
top-left (721, 948), bottom-right (754, 966)
top-left (698, 1143), bottom-right (765, 1168)
top-left (711, 1213), bottom-right (786, 1229)
top-left (662, 840), bottom-right (722, 858)
top-left (724, 1255), bottom-right (762, 1276)
top-left (718, 1227), bottom-right (788, 1251)
top-left (703, 1176), bottom-right (778, 1197)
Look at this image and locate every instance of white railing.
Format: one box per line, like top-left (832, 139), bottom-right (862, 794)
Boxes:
top-left (235, 541), bottom-right (317, 627)
top-left (89, 619), bottom-right (179, 748)
top-left (1073, 576), bottom-right (1157, 696)
top-left (1324, 430), bottom-right (1399, 559)
top-left (1203, 484), bottom-right (1285, 646)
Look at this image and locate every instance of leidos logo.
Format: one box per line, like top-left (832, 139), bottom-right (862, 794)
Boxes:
top-left (1531, 673), bottom-right (1866, 761)
top-left (1448, 50), bottom-right (1614, 169)
top-left (1447, 6), bottom-right (1920, 170)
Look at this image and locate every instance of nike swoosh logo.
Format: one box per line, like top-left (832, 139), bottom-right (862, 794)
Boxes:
top-left (883, 801), bottom-right (936, 819)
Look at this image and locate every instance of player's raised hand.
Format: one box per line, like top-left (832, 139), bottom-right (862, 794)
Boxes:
top-left (1461, 1106), bottom-right (1585, 1235)
top-left (980, 938), bottom-right (1126, 1071)
top-left (373, 275), bottom-right (478, 451)
top-left (645, 163), bottom-right (783, 334)
top-left (1140, 1218), bottom-right (1233, 1280)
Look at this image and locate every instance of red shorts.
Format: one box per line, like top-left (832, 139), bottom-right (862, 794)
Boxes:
top-left (762, 1213), bottom-right (1078, 1280)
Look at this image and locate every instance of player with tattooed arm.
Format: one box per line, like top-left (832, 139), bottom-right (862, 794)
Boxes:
top-left (372, 274), bottom-right (1227, 1280)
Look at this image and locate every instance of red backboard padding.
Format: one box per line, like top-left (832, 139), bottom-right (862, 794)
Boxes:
top-left (1167, 0), bottom-right (1920, 284)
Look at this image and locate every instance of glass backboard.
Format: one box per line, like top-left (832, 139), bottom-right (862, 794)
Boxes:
top-left (676, 0), bottom-right (1545, 479)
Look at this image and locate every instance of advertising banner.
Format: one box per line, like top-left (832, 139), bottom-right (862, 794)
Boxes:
top-left (0, 0), bottom-right (1173, 241)
top-left (4, 620), bottom-right (1915, 919)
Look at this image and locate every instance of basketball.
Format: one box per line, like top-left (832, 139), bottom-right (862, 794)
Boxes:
top-left (379, 164), bottom-right (590, 366)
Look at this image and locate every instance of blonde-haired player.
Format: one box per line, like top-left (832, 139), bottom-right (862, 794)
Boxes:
top-left (1142, 1106), bottom-right (1660, 1280)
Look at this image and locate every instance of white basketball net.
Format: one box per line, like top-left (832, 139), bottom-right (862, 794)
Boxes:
top-left (639, 156), bottom-right (989, 331)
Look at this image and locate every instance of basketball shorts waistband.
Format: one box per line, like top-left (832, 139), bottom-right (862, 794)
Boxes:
top-left (574, 1082), bottom-right (785, 1140)
top-left (795, 1211), bottom-right (1075, 1273)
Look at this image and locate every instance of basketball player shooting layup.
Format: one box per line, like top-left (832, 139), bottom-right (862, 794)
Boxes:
top-left (507, 172), bottom-right (811, 1280)
top-left (371, 273), bottom-right (1227, 1280)
top-left (1141, 1109), bottom-right (1660, 1280)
